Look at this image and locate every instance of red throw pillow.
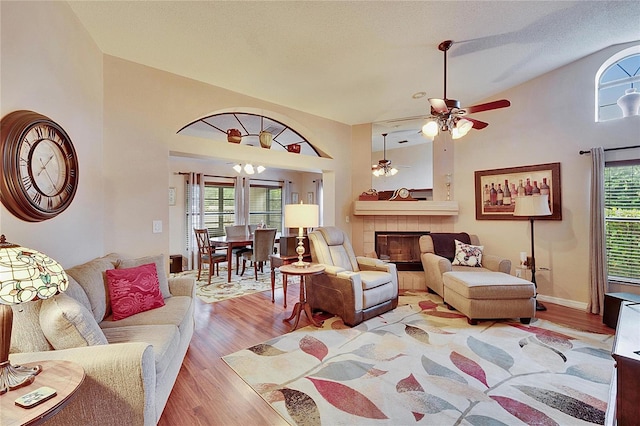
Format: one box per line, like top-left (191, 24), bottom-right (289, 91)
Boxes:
top-left (106, 263), bottom-right (165, 321)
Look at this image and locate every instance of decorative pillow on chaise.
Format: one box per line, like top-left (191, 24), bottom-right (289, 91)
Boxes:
top-left (39, 293), bottom-right (108, 349)
top-left (452, 239), bottom-right (484, 267)
top-left (106, 263), bottom-right (165, 321)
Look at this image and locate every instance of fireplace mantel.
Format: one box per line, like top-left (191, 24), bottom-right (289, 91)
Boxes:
top-left (353, 200), bottom-right (459, 216)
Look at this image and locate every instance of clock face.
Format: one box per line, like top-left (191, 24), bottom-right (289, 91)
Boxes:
top-left (398, 188), bottom-right (410, 198)
top-left (1, 111), bottom-right (79, 222)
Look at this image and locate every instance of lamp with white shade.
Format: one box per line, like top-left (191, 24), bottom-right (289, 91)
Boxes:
top-left (513, 195), bottom-right (551, 311)
top-left (0, 235), bottom-right (68, 393)
top-left (284, 203), bottom-right (319, 267)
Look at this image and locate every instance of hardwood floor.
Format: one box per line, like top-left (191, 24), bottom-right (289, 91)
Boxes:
top-left (158, 283), bottom-right (614, 425)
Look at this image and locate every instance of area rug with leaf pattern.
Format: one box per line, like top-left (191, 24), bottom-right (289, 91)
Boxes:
top-left (223, 292), bottom-right (614, 425)
top-left (171, 266), bottom-right (282, 303)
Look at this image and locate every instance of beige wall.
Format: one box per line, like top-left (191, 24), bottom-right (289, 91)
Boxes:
top-left (0, 1), bottom-right (104, 267)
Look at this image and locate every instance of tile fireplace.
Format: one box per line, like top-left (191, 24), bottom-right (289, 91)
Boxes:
top-left (375, 231), bottom-right (430, 271)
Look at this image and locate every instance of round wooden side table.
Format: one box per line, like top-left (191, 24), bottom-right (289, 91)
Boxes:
top-left (1, 360), bottom-right (85, 426)
top-left (279, 263), bottom-right (325, 331)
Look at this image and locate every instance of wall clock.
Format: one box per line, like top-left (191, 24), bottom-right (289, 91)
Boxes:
top-left (0, 110), bottom-right (79, 222)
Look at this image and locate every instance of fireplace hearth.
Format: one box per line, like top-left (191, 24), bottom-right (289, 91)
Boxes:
top-left (375, 231), bottom-right (430, 271)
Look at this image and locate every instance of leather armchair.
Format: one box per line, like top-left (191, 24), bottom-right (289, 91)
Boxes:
top-left (307, 227), bottom-right (399, 326)
top-left (419, 233), bottom-right (511, 298)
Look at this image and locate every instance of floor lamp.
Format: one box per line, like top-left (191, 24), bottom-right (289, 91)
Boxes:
top-left (514, 195), bottom-right (551, 311)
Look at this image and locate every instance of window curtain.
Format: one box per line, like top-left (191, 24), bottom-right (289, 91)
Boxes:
top-left (234, 176), bottom-right (245, 225)
top-left (185, 172), bottom-right (204, 270)
top-left (314, 178), bottom-right (323, 226)
top-left (587, 147), bottom-right (607, 314)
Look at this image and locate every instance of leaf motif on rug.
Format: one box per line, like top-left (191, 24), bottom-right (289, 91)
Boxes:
top-left (248, 343), bottom-right (287, 356)
top-left (514, 385), bottom-right (606, 424)
top-left (404, 324), bottom-right (430, 344)
top-left (280, 388), bottom-right (321, 426)
top-left (300, 335), bottom-right (328, 361)
top-left (312, 360), bottom-right (378, 381)
top-left (421, 355), bottom-right (468, 384)
top-left (306, 377), bottom-right (388, 419)
top-left (467, 335), bottom-right (514, 372)
top-left (491, 395), bottom-right (559, 425)
top-left (450, 351), bottom-right (489, 387)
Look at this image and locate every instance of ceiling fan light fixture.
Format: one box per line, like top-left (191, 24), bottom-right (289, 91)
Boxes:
top-left (233, 164), bottom-right (242, 173)
top-left (256, 165), bottom-right (266, 174)
top-left (244, 164), bottom-right (255, 174)
top-left (422, 120), bottom-right (439, 138)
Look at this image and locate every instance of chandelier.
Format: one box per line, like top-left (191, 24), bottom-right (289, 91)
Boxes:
top-left (372, 133), bottom-right (398, 177)
top-left (232, 164), bottom-right (265, 175)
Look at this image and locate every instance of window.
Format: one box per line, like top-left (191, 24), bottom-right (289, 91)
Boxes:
top-left (249, 184), bottom-right (282, 231)
top-left (596, 48), bottom-right (640, 122)
top-left (203, 182), bottom-right (235, 237)
top-left (605, 161), bottom-right (640, 284)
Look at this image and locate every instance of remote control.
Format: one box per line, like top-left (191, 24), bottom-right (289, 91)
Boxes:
top-left (14, 386), bottom-right (57, 409)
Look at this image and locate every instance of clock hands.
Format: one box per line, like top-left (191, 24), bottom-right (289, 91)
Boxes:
top-left (37, 155), bottom-right (55, 176)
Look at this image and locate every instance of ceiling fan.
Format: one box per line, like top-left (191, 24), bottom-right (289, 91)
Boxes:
top-left (372, 133), bottom-right (398, 177)
top-left (422, 40), bottom-right (511, 139)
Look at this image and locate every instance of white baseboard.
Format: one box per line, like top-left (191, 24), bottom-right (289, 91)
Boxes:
top-left (537, 294), bottom-right (588, 311)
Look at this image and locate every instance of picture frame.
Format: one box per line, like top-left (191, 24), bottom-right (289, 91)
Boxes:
top-left (474, 162), bottom-right (561, 220)
top-left (168, 187), bottom-right (176, 206)
top-left (307, 192), bottom-right (314, 204)
top-left (291, 192), bottom-right (299, 204)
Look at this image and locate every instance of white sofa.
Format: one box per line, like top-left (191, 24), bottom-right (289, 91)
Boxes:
top-left (9, 253), bottom-right (195, 426)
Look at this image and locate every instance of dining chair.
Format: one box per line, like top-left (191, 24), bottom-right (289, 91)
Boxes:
top-left (194, 228), bottom-right (227, 284)
top-left (241, 228), bottom-right (277, 280)
top-left (225, 225), bottom-right (251, 274)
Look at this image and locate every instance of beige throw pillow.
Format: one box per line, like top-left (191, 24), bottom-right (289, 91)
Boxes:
top-left (117, 254), bottom-right (171, 299)
top-left (40, 293), bottom-right (108, 350)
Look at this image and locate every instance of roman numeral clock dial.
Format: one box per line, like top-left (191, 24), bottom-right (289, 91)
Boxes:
top-left (1, 110), bottom-right (79, 222)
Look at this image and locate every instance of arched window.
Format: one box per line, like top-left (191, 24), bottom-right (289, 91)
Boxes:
top-left (595, 46), bottom-right (640, 122)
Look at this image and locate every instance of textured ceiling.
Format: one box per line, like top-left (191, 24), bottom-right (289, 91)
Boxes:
top-left (68, 0), bottom-right (640, 149)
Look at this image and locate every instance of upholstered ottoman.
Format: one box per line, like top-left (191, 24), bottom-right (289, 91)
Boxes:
top-left (442, 271), bottom-right (535, 325)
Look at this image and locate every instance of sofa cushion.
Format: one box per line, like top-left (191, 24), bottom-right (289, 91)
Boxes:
top-left (9, 300), bottom-right (52, 353)
top-left (39, 293), bottom-right (108, 349)
top-left (66, 254), bottom-right (119, 322)
top-left (102, 324), bottom-right (180, 380)
top-left (100, 295), bottom-right (193, 332)
top-left (452, 239), bottom-right (484, 267)
top-left (106, 263), bottom-right (165, 321)
top-left (443, 271), bottom-right (535, 300)
top-left (117, 254), bottom-right (171, 299)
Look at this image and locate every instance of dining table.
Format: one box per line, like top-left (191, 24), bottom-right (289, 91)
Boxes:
top-left (210, 235), bottom-right (253, 283)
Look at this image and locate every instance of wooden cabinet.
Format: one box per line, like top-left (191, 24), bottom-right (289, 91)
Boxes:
top-left (607, 301), bottom-right (640, 425)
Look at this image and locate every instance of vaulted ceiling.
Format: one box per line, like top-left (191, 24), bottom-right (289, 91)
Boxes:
top-left (68, 1), bottom-right (639, 130)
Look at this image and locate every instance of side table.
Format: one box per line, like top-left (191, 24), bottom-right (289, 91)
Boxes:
top-left (1, 360), bottom-right (85, 426)
top-left (269, 253), bottom-right (311, 308)
top-left (279, 263), bottom-right (325, 331)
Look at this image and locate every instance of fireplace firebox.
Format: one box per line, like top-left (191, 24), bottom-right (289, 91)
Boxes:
top-left (375, 231), bottom-right (430, 271)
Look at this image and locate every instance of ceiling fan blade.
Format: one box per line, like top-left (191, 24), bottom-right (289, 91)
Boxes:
top-left (428, 98), bottom-right (448, 114)
top-left (463, 99), bottom-right (511, 114)
top-left (466, 117), bottom-right (489, 130)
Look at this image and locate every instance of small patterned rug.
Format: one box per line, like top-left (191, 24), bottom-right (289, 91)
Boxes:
top-left (172, 265), bottom-right (283, 303)
top-left (223, 292), bottom-right (614, 425)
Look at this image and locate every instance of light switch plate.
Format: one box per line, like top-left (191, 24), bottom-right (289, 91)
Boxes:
top-left (152, 220), bottom-right (162, 233)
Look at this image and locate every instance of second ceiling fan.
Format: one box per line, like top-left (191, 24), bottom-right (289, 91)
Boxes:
top-left (423, 40), bottom-right (511, 139)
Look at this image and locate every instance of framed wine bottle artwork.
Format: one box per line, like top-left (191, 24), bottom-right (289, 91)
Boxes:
top-left (474, 162), bottom-right (561, 220)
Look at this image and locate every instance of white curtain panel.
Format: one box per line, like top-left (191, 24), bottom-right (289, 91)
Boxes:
top-left (185, 172), bottom-right (205, 270)
top-left (314, 178), bottom-right (323, 226)
top-left (587, 147), bottom-right (607, 314)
